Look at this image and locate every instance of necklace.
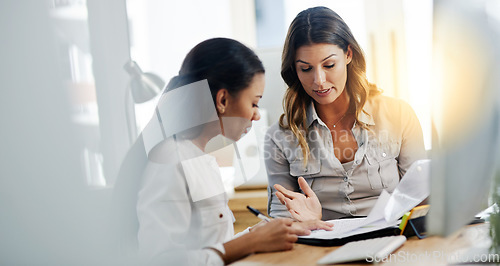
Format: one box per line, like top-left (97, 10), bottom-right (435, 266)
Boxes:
top-left (331, 112), bottom-right (348, 128)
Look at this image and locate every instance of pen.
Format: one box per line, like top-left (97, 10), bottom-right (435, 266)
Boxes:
top-left (247, 205), bottom-right (271, 222)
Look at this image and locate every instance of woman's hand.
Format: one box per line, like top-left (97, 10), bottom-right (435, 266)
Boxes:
top-left (222, 218), bottom-right (305, 263)
top-left (248, 220), bottom-right (266, 232)
top-left (274, 176), bottom-right (323, 221)
top-left (291, 220), bottom-right (334, 235)
top-left (249, 218), bottom-right (306, 253)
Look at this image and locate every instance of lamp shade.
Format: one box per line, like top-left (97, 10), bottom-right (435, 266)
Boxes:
top-left (124, 60), bottom-right (164, 103)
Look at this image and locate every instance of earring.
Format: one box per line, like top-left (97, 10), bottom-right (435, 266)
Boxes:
top-left (220, 107), bottom-right (225, 114)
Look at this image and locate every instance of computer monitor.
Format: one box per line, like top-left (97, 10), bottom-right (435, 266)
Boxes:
top-left (427, 0), bottom-right (500, 236)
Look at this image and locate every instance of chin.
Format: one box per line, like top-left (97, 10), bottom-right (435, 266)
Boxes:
top-left (224, 131), bottom-right (245, 142)
top-left (313, 95), bottom-right (338, 105)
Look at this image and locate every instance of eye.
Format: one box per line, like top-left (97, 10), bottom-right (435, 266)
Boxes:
top-left (300, 66), bottom-right (312, 72)
top-left (325, 63), bottom-right (335, 69)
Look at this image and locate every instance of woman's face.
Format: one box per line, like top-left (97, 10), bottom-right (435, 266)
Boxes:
top-left (295, 43), bottom-right (352, 105)
top-left (220, 73), bottom-right (264, 141)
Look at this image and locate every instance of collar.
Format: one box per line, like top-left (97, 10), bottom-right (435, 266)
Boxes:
top-left (358, 99), bottom-right (375, 126)
top-left (306, 102), bottom-right (318, 128)
top-left (305, 99), bottom-right (376, 128)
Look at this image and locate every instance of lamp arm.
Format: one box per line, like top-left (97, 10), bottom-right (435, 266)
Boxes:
top-left (124, 86), bottom-right (138, 144)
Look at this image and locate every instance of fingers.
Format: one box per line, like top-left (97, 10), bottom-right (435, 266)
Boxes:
top-left (297, 219), bottom-right (334, 231)
top-left (274, 184), bottom-right (302, 208)
top-left (276, 192), bottom-right (297, 214)
top-left (292, 226), bottom-right (311, 236)
top-left (275, 185), bottom-right (300, 211)
top-left (288, 208), bottom-right (302, 221)
top-left (297, 176), bottom-right (316, 198)
top-left (284, 198), bottom-right (305, 220)
top-left (312, 221), bottom-right (334, 231)
top-left (278, 219), bottom-right (301, 241)
top-left (275, 191), bottom-right (287, 206)
top-left (324, 221), bottom-right (334, 230)
top-left (278, 217), bottom-right (294, 226)
top-left (273, 184), bottom-right (297, 199)
top-left (286, 233), bottom-right (299, 243)
top-left (251, 219), bottom-right (298, 253)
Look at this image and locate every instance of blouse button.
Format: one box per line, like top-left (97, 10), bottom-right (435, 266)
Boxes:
top-left (343, 176), bottom-right (348, 182)
top-left (219, 213), bottom-right (223, 218)
top-left (382, 152), bottom-right (387, 157)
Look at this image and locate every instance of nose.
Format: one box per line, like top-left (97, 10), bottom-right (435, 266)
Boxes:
top-left (313, 69), bottom-right (326, 86)
top-left (252, 109), bottom-right (261, 121)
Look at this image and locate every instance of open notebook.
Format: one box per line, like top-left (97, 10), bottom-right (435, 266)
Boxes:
top-left (299, 190), bottom-right (398, 241)
top-left (297, 160), bottom-right (430, 246)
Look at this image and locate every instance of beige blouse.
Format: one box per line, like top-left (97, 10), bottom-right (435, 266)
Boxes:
top-left (264, 95), bottom-right (426, 220)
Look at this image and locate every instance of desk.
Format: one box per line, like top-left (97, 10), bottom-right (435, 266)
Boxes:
top-left (228, 188), bottom-right (268, 233)
top-left (231, 223), bottom-right (491, 265)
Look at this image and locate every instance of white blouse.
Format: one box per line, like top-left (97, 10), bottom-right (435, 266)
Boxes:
top-left (137, 138), bottom-right (234, 265)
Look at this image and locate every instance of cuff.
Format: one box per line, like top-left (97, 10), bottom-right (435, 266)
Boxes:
top-left (207, 242), bottom-right (226, 256)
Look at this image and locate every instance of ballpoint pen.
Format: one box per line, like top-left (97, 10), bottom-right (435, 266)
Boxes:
top-left (247, 205), bottom-right (271, 222)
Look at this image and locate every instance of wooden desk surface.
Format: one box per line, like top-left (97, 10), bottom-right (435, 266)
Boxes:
top-left (231, 224), bottom-right (488, 265)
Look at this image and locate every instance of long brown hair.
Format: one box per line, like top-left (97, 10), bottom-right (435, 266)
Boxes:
top-left (280, 6), bottom-right (380, 164)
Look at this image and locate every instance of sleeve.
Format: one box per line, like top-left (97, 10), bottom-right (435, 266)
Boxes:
top-left (263, 126), bottom-right (299, 218)
top-left (136, 162), bottom-right (224, 266)
top-left (397, 101), bottom-right (427, 177)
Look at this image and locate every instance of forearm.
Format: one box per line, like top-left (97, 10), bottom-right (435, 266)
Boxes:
top-left (222, 232), bottom-right (257, 264)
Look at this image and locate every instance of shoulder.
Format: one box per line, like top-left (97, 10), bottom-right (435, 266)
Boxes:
top-left (366, 94), bottom-right (416, 117)
top-left (265, 121), bottom-right (284, 143)
top-left (265, 120), bottom-right (297, 145)
top-left (147, 137), bottom-right (180, 164)
top-left (267, 120), bottom-right (283, 133)
top-left (367, 94), bottom-right (409, 107)
top-left (139, 138), bottom-right (188, 197)
top-left (266, 120), bottom-right (290, 136)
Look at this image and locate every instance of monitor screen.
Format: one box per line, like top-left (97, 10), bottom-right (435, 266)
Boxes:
top-left (427, 0), bottom-right (500, 236)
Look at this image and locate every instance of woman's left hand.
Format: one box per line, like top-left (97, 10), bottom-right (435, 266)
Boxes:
top-left (274, 176), bottom-right (323, 221)
top-left (291, 220), bottom-right (333, 236)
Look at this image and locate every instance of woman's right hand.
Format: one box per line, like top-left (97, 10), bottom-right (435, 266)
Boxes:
top-left (274, 176), bottom-right (323, 221)
top-left (249, 218), bottom-right (305, 253)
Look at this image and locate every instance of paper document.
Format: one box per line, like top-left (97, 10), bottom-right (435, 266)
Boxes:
top-left (300, 190), bottom-right (397, 240)
top-left (299, 161), bottom-right (431, 240)
top-left (384, 159), bottom-right (430, 222)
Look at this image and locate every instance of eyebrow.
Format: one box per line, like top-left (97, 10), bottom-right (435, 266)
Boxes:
top-left (296, 53), bottom-right (337, 64)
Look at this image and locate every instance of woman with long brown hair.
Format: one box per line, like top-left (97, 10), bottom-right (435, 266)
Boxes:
top-left (265, 6), bottom-right (426, 221)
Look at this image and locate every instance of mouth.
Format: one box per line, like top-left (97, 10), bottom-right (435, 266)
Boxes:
top-left (313, 87), bottom-right (333, 97)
